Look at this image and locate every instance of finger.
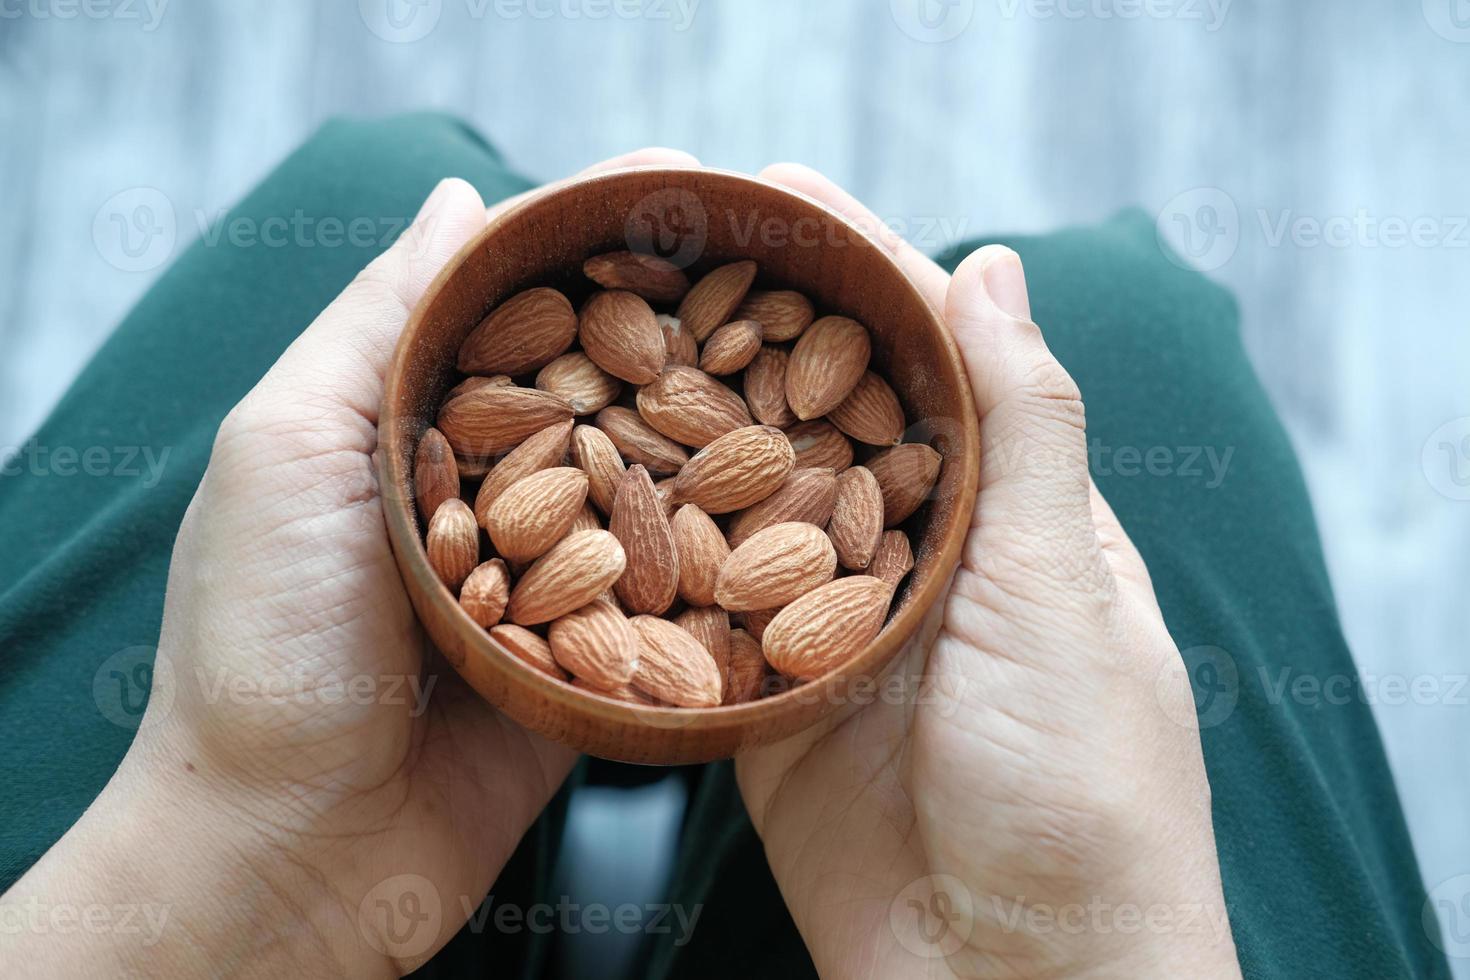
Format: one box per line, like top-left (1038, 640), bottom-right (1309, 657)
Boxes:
top-left (575, 146), bottom-right (700, 175)
top-left (486, 147), bottom-right (702, 223)
top-left (757, 162), bottom-right (951, 312)
top-left (257, 177), bottom-right (488, 424)
top-left (263, 148), bottom-right (703, 421)
top-left (947, 245), bottom-right (1101, 573)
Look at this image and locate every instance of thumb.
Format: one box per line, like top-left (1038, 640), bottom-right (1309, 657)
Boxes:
top-left (946, 245), bottom-right (1102, 581)
top-left (253, 177), bottom-right (488, 425)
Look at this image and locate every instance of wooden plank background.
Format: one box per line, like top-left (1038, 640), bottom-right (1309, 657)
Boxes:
top-left (2, 1), bottom-right (1467, 966)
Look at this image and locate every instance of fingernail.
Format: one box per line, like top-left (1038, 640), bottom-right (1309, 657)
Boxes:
top-left (981, 249), bottom-right (1031, 321)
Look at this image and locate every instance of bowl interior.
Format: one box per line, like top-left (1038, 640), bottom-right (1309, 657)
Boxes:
top-left (381, 167), bottom-right (978, 764)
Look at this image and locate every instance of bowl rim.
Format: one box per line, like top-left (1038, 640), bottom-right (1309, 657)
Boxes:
top-left (379, 165), bottom-right (980, 736)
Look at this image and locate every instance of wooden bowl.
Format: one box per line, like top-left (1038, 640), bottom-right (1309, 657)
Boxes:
top-left (379, 167), bottom-right (979, 764)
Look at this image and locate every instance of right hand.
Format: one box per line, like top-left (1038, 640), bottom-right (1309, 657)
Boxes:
top-left (736, 165), bottom-right (1241, 979)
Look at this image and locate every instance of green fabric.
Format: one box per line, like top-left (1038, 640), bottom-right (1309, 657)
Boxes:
top-left (0, 114), bottom-right (1447, 980)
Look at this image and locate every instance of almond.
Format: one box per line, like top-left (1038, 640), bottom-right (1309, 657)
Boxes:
top-left (762, 576), bottom-right (893, 681)
top-left (741, 607), bottom-right (779, 642)
top-left (674, 605), bottom-right (731, 684)
top-left (723, 629), bottom-right (768, 705)
top-left (734, 289), bottom-right (814, 343)
top-left (455, 373), bottom-right (514, 389)
top-left (628, 616), bottom-right (723, 707)
top-left (594, 406), bottom-right (689, 476)
top-left (573, 677), bottom-right (658, 705)
top-left (438, 384), bottom-right (573, 458)
top-left (785, 420), bottom-right (854, 471)
top-left (828, 371), bottom-right (905, 446)
top-left (827, 466), bottom-right (884, 570)
top-left (444, 374), bottom-right (513, 405)
top-left (578, 289), bottom-right (665, 384)
top-left (676, 260), bottom-right (757, 342)
top-left (785, 315), bottom-right (871, 420)
top-left (654, 478), bottom-right (677, 518)
top-left (535, 352), bottom-right (622, 415)
top-left (549, 599), bottom-right (639, 689)
top-left (568, 502), bottom-right (603, 534)
top-left (672, 425), bottom-right (795, 514)
top-left (473, 420), bottom-right (574, 527)
top-left (670, 504), bottom-right (730, 607)
top-left (658, 313), bottom-right (698, 367)
top-left (870, 529), bottom-right (915, 589)
top-left (485, 467), bottom-right (589, 563)
top-left (698, 319), bottom-right (762, 376)
top-left (867, 443), bottom-right (943, 526)
top-left (569, 423), bottom-right (626, 514)
top-left (424, 254), bottom-right (934, 710)
top-left (489, 624), bottom-right (567, 680)
top-left (458, 287), bottom-right (577, 375)
top-left (727, 467), bottom-right (838, 549)
top-left (459, 559), bottom-right (510, 627)
top-left (635, 365), bottom-right (753, 448)
top-left (608, 465), bottom-right (680, 615)
top-left (583, 250), bottom-right (691, 304)
top-left (507, 529), bottom-right (626, 625)
top-left (743, 346), bottom-right (797, 428)
top-left (455, 453), bottom-right (495, 481)
top-left (427, 498), bottom-right (479, 592)
top-left (414, 427), bottom-right (459, 525)
top-left (715, 522), bottom-right (837, 612)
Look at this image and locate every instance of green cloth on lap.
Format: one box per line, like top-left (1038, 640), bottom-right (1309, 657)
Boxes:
top-left (0, 114), bottom-right (1448, 979)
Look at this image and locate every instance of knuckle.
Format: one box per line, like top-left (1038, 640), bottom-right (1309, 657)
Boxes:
top-left (346, 260), bottom-right (410, 316)
top-left (212, 392), bottom-right (332, 470)
top-left (212, 398), bottom-right (260, 459)
top-left (981, 398), bottom-right (1090, 490)
top-left (1036, 540), bottom-right (1117, 611)
top-left (210, 393), bottom-right (378, 512)
top-left (965, 518), bottom-right (1117, 616)
top-left (1014, 346), bottom-right (1085, 421)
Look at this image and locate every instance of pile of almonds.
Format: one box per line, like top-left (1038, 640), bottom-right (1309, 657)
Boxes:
top-left (414, 251), bottom-right (942, 708)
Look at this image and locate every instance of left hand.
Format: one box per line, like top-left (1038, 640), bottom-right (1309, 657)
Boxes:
top-left (2, 148), bottom-right (698, 978)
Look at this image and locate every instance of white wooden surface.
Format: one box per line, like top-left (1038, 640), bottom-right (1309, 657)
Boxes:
top-left (2, 1), bottom-right (1467, 966)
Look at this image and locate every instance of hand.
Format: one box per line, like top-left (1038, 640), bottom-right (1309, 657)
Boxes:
top-left (736, 166), bottom-right (1241, 979)
top-left (2, 148), bottom-right (700, 979)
